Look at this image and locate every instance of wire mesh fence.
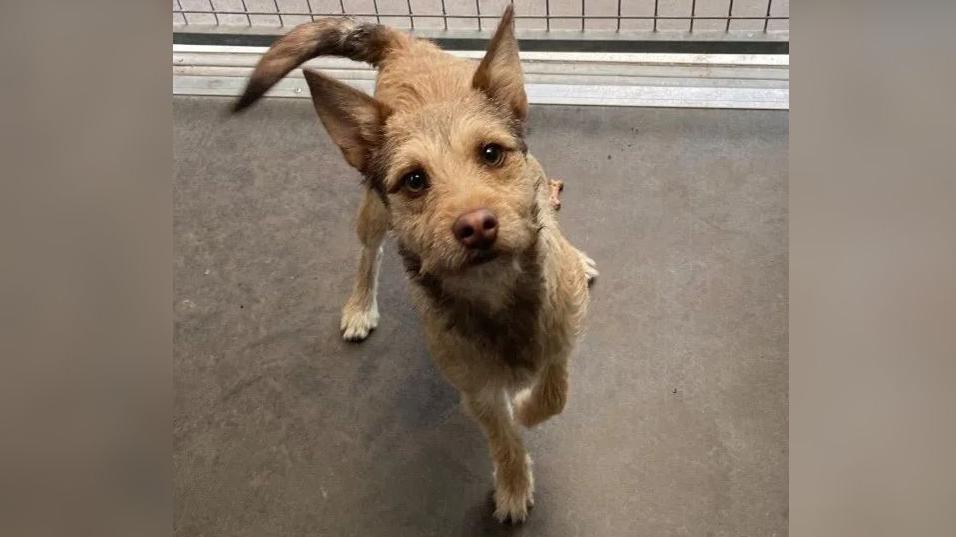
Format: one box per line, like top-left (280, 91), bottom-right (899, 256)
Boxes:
top-left (172, 0), bottom-right (789, 35)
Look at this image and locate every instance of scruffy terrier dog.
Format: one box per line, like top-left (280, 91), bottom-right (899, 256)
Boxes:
top-left (233, 6), bottom-right (596, 522)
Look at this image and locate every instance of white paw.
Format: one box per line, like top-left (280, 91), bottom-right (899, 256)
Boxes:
top-left (581, 252), bottom-right (599, 285)
top-left (492, 456), bottom-right (535, 523)
top-left (340, 302), bottom-right (379, 342)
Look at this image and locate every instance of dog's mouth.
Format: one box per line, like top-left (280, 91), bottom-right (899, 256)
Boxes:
top-left (466, 249), bottom-right (500, 267)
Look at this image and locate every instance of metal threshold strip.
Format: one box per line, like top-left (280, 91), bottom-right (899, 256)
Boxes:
top-left (173, 26), bottom-right (789, 55)
top-left (172, 44), bottom-right (788, 110)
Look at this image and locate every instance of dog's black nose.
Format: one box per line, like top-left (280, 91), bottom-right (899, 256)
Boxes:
top-left (453, 209), bottom-right (498, 249)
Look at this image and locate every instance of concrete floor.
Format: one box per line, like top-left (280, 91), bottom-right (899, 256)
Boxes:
top-left (174, 96), bottom-right (788, 536)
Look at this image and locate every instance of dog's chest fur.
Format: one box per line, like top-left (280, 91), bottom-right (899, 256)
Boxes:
top-left (400, 241), bottom-right (560, 384)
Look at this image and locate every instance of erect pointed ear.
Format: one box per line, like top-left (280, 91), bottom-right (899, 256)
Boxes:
top-left (302, 68), bottom-right (391, 173)
top-left (472, 5), bottom-right (528, 124)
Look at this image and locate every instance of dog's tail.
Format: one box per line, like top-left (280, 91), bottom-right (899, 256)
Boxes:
top-left (232, 18), bottom-right (409, 113)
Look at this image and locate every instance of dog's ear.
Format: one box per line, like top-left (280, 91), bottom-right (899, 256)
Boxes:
top-left (303, 68), bottom-right (390, 173)
top-left (472, 5), bottom-right (528, 124)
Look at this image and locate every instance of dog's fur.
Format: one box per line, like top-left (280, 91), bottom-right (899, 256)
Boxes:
top-left (233, 7), bottom-right (597, 522)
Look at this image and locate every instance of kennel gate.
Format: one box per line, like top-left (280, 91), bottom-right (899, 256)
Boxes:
top-left (172, 0), bottom-right (789, 109)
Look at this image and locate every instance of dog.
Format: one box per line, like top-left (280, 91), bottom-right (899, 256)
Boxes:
top-left (233, 6), bottom-right (597, 522)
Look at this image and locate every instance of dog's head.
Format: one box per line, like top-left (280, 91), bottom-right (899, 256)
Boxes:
top-left (302, 8), bottom-right (543, 276)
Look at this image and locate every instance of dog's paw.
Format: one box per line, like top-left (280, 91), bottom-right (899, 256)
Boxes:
top-left (492, 457), bottom-right (535, 524)
top-left (580, 252), bottom-right (599, 286)
top-left (340, 302), bottom-right (379, 342)
top-left (512, 388), bottom-right (539, 429)
top-left (512, 388), bottom-right (531, 426)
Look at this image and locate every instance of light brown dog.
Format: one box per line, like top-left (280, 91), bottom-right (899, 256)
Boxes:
top-left (233, 6), bottom-right (597, 522)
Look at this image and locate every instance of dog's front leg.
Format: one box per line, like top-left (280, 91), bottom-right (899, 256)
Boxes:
top-left (463, 388), bottom-right (535, 523)
top-left (514, 360), bottom-right (569, 428)
top-left (341, 190), bottom-right (388, 341)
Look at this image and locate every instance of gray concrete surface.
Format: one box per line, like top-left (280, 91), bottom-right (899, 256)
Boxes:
top-left (174, 96), bottom-right (788, 536)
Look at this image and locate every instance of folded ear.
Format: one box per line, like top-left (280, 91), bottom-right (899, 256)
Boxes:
top-left (472, 5), bottom-right (528, 124)
top-left (303, 68), bottom-right (390, 173)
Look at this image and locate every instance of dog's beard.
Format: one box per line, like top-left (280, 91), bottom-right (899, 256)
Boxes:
top-left (465, 249), bottom-right (500, 266)
top-left (414, 218), bottom-right (539, 277)
top-left (418, 245), bottom-right (507, 276)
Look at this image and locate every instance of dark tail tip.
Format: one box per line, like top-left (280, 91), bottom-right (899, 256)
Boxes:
top-left (503, 3), bottom-right (515, 20)
top-left (231, 81), bottom-right (269, 114)
top-left (231, 91), bottom-right (257, 114)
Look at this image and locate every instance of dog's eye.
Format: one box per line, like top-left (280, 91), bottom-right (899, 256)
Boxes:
top-left (402, 169), bottom-right (428, 193)
top-left (480, 144), bottom-right (505, 167)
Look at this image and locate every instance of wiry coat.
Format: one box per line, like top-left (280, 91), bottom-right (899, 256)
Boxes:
top-left (233, 7), bottom-right (596, 523)
top-left (407, 153), bottom-right (590, 393)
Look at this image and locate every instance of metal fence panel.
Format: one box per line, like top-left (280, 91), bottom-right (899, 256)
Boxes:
top-left (173, 0), bottom-right (789, 36)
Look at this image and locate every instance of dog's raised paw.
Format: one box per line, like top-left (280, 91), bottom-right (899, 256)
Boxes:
top-left (340, 303), bottom-right (379, 342)
top-left (512, 388), bottom-right (539, 429)
top-left (580, 252), bottom-right (599, 285)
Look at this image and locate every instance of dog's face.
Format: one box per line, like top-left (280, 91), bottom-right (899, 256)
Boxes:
top-left (378, 99), bottom-right (540, 275)
top-left (300, 9), bottom-right (539, 276)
